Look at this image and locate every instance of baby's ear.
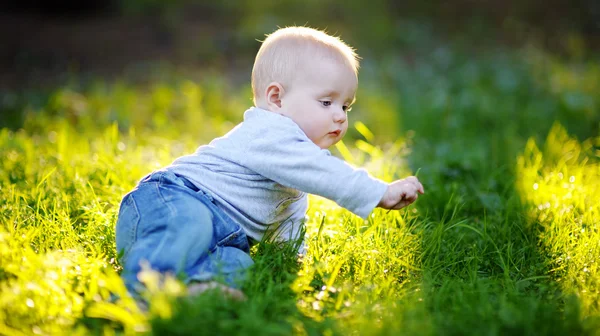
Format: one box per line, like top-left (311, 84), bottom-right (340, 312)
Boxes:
top-left (266, 82), bottom-right (284, 110)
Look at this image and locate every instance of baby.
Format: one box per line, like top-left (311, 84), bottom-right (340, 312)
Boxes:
top-left (115, 26), bottom-right (424, 299)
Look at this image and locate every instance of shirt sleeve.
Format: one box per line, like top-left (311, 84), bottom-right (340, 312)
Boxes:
top-left (239, 125), bottom-right (388, 219)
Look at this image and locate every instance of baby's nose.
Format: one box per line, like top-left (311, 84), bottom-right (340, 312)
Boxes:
top-left (333, 109), bottom-right (347, 123)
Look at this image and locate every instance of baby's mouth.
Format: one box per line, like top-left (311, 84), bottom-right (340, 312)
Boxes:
top-left (328, 130), bottom-right (341, 136)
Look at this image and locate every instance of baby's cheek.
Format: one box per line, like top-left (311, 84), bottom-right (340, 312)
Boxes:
top-left (341, 125), bottom-right (349, 137)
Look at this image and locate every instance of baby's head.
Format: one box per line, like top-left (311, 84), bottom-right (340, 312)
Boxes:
top-left (252, 27), bottom-right (359, 149)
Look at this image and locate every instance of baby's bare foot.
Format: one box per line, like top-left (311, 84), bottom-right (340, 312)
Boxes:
top-left (187, 281), bottom-right (247, 301)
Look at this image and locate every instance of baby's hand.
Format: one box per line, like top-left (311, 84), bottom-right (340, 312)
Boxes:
top-left (377, 176), bottom-right (424, 210)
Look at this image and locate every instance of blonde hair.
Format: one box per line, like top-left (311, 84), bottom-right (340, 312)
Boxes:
top-left (251, 26), bottom-right (360, 105)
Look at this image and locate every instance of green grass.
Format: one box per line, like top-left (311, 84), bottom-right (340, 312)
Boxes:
top-left (1, 42), bottom-right (599, 335)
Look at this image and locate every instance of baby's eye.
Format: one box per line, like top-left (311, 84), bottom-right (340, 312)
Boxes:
top-left (320, 101), bottom-right (332, 107)
top-left (343, 105), bottom-right (352, 112)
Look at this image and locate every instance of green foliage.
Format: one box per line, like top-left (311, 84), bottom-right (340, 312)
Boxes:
top-left (1, 37), bottom-right (599, 335)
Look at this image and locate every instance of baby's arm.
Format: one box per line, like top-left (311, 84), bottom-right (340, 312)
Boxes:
top-left (239, 127), bottom-right (414, 217)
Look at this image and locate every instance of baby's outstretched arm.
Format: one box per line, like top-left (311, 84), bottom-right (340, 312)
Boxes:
top-left (377, 176), bottom-right (425, 210)
top-left (239, 126), bottom-right (389, 218)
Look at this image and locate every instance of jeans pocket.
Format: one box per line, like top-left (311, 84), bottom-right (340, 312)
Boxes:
top-left (115, 194), bottom-right (140, 261)
top-left (217, 224), bottom-right (251, 253)
top-left (217, 224), bottom-right (243, 246)
top-left (190, 245), bottom-right (254, 288)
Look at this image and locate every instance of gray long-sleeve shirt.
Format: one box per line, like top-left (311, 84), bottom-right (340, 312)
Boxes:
top-left (167, 107), bottom-right (388, 247)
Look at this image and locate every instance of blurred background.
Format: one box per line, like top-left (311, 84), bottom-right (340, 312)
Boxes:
top-left (1, 0), bottom-right (599, 87)
top-left (0, 0), bottom-right (599, 142)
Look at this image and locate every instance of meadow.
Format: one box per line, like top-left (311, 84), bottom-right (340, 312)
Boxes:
top-left (1, 35), bottom-right (599, 335)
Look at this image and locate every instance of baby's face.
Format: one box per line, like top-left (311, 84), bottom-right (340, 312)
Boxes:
top-left (279, 59), bottom-right (357, 149)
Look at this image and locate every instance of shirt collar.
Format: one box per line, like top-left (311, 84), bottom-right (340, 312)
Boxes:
top-left (243, 106), bottom-right (296, 125)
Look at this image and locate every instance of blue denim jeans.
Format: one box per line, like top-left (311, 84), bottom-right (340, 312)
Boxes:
top-left (115, 170), bottom-right (254, 294)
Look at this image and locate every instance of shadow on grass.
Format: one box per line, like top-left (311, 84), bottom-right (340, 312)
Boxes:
top-left (415, 168), bottom-right (587, 334)
top-left (407, 125), bottom-right (594, 335)
top-left (386, 42), bottom-right (600, 335)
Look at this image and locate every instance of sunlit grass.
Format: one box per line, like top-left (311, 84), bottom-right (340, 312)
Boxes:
top-left (0, 116), bottom-right (424, 335)
top-left (517, 123), bottom-right (600, 322)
